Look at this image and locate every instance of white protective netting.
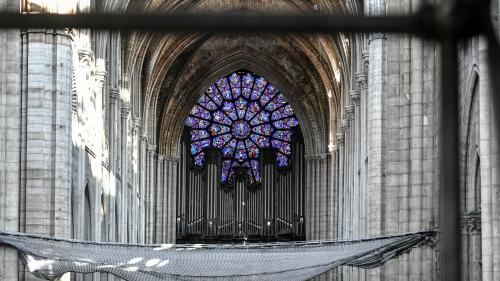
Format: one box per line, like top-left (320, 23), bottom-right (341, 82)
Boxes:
top-left (0, 230), bottom-right (434, 281)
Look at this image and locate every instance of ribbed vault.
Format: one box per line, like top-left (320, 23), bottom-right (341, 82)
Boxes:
top-left (115, 0), bottom-right (356, 157)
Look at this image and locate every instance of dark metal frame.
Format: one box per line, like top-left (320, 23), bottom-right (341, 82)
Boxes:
top-left (1, 0), bottom-right (499, 280)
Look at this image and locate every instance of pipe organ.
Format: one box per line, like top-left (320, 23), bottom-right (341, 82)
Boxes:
top-left (177, 127), bottom-right (306, 243)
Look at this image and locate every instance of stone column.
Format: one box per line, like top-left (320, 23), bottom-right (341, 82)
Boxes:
top-left (131, 118), bottom-right (141, 243)
top-left (367, 29), bottom-right (387, 243)
top-left (109, 88), bottom-right (119, 171)
top-left (155, 154), bottom-right (165, 243)
top-left (355, 70), bottom-right (368, 238)
top-left (94, 67), bottom-right (106, 244)
top-left (146, 144), bottom-right (157, 243)
top-left (20, 28), bottom-right (73, 281)
top-left (138, 134), bottom-right (147, 243)
top-left (335, 132), bottom-right (345, 240)
top-left (0, 1), bottom-right (21, 279)
top-left (165, 157), bottom-right (179, 244)
top-left (119, 104), bottom-right (131, 242)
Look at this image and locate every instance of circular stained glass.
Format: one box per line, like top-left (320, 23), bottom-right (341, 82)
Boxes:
top-left (232, 121), bottom-right (251, 139)
top-left (185, 70), bottom-right (299, 185)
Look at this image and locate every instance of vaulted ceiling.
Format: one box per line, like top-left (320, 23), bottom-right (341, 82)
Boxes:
top-left (102, 0), bottom-right (363, 156)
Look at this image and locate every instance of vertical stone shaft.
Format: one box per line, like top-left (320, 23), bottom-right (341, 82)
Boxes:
top-left (0, 1), bottom-right (20, 279)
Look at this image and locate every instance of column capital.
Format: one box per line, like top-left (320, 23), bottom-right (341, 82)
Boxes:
top-left (369, 32), bottom-right (387, 42)
top-left (355, 71), bottom-right (368, 90)
top-left (78, 48), bottom-right (93, 64)
top-left (157, 154), bottom-right (166, 162)
top-left (140, 134), bottom-right (148, 143)
top-left (349, 89), bottom-right (361, 106)
top-left (132, 117), bottom-right (142, 131)
top-left (461, 211), bottom-right (481, 234)
top-left (148, 144), bottom-right (157, 152)
top-left (345, 104), bottom-right (355, 120)
top-left (340, 118), bottom-right (349, 131)
top-left (336, 132), bottom-right (345, 146)
top-left (362, 50), bottom-right (370, 69)
top-left (94, 67), bottom-right (107, 88)
top-left (110, 88), bottom-right (120, 100)
top-left (121, 104), bottom-right (131, 119)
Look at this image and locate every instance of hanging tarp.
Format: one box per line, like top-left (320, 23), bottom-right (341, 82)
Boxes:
top-left (0, 230), bottom-right (434, 281)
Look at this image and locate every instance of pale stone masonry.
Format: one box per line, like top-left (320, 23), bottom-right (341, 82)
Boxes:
top-left (0, 0), bottom-right (499, 281)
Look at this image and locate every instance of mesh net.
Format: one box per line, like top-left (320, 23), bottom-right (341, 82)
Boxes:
top-left (0, 230), bottom-right (434, 281)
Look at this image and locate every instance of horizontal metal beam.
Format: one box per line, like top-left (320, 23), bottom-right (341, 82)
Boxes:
top-left (0, 12), bottom-right (436, 37)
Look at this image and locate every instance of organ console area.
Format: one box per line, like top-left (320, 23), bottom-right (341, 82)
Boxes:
top-left (176, 127), bottom-right (306, 243)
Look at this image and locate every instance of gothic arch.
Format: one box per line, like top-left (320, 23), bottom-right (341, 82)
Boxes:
top-left (157, 51), bottom-right (327, 157)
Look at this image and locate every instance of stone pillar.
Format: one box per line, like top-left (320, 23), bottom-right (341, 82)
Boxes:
top-left (335, 132), bottom-right (345, 241)
top-left (355, 70), bottom-right (368, 239)
top-left (131, 118), bottom-right (141, 243)
top-left (138, 134), bottom-right (147, 243)
top-left (155, 154), bottom-right (165, 243)
top-left (109, 88), bottom-right (119, 171)
top-left (165, 156), bottom-right (179, 244)
top-left (94, 67), bottom-right (106, 244)
top-left (478, 35), bottom-right (499, 281)
top-left (119, 104), bottom-right (131, 242)
top-left (20, 28), bottom-right (73, 281)
top-left (146, 144), bottom-right (157, 243)
top-left (0, 1), bottom-right (21, 279)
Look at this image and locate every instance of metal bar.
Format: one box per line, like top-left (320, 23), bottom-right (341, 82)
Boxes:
top-left (439, 38), bottom-right (461, 281)
top-left (0, 12), bottom-right (434, 37)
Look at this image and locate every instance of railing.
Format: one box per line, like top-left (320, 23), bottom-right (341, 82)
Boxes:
top-left (1, 0), bottom-right (498, 279)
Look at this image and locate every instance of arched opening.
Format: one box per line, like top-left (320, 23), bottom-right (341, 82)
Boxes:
top-left (176, 70), bottom-right (306, 243)
top-left (83, 184), bottom-right (92, 241)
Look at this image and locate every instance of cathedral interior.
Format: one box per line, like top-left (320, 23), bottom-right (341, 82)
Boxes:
top-left (0, 0), bottom-right (499, 280)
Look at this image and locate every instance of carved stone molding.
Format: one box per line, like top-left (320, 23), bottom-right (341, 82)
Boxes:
top-left (336, 132), bottom-right (345, 146)
top-left (355, 71), bottom-right (368, 90)
top-left (110, 88), bottom-right (120, 100)
top-left (369, 32), bottom-right (387, 42)
top-left (121, 104), bottom-right (131, 119)
top-left (148, 144), bottom-right (157, 155)
top-left (345, 105), bottom-right (355, 120)
top-left (362, 50), bottom-right (370, 70)
top-left (132, 117), bottom-right (142, 132)
top-left (78, 48), bottom-right (93, 64)
top-left (157, 154), bottom-right (166, 162)
top-left (461, 211), bottom-right (481, 234)
top-left (94, 68), bottom-right (107, 89)
top-left (349, 89), bottom-right (361, 106)
top-left (340, 118), bottom-right (349, 131)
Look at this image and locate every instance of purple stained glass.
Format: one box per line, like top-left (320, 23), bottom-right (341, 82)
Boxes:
top-left (213, 110), bottom-right (232, 126)
top-left (191, 130), bottom-right (210, 141)
top-left (184, 71), bottom-right (299, 184)
top-left (273, 130), bottom-right (293, 141)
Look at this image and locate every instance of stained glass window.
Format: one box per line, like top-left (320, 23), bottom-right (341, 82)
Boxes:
top-left (185, 71), bottom-right (299, 185)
